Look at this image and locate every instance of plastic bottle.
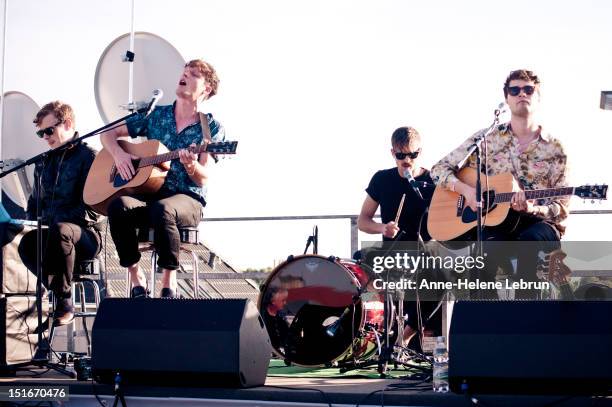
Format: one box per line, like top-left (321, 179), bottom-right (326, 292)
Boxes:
top-left (433, 335), bottom-right (449, 393)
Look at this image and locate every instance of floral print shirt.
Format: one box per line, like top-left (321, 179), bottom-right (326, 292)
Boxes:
top-left (430, 123), bottom-right (569, 235)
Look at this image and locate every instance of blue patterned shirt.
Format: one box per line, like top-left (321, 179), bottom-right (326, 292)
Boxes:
top-left (126, 103), bottom-right (225, 205)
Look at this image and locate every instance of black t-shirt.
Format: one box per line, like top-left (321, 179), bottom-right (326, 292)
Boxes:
top-left (365, 168), bottom-right (434, 241)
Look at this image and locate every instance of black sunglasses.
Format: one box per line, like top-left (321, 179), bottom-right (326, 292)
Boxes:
top-left (395, 150), bottom-right (420, 160)
top-left (507, 85), bottom-right (535, 97)
top-left (36, 121), bottom-right (62, 138)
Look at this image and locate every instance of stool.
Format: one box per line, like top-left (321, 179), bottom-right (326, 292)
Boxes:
top-left (50, 257), bottom-right (103, 356)
top-left (126, 226), bottom-right (200, 298)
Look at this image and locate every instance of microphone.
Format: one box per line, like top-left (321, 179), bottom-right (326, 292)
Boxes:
top-left (143, 89), bottom-right (163, 118)
top-left (325, 307), bottom-right (351, 337)
top-left (404, 169), bottom-right (424, 200)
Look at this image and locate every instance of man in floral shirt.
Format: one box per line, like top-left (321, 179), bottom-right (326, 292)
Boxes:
top-left (431, 69), bottom-right (569, 298)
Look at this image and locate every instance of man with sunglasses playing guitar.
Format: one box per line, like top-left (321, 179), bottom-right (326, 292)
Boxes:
top-left (431, 69), bottom-right (569, 299)
top-left (19, 101), bottom-right (103, 325)
top-left (100, 59), bottom-right (225, 299)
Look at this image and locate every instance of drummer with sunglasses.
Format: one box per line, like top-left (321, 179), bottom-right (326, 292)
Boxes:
top-left (358, 126), bottom-right (440, 349)
top-left (431, 69), bottom-right (569, 299)
top-left (358, 126), bottom-right (433, 242)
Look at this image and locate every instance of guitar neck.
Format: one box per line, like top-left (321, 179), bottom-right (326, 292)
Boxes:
top-left (494, 187), bottom-right (575, 203)
top-left (137, 144), bottom-right (210, 168)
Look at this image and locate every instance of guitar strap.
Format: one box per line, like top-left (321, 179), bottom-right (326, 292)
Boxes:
top-left (199, 112), bottom-right (218, 163)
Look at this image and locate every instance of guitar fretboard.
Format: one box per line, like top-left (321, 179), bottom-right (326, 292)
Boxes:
top-left (137, 144), bottom-right (209, 168)
top-left (494, 187), bottom-right (575, 203)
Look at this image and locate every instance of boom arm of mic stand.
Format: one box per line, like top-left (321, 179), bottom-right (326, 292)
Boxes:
top-left (0, 110), bottom-right (142, 180)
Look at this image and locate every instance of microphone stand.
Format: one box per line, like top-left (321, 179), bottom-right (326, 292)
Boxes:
top-left (391, 175), bottom-right (437, 366)
top-left (0, 109), bottom-right (144, 375)
top-left (454, 108), bottom-right (502, 297)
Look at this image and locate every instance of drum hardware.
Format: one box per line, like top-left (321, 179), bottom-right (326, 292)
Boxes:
top-left (303, 225), bottom-right (318, 255)
top-left (341, 231), bottom-right (435, 376)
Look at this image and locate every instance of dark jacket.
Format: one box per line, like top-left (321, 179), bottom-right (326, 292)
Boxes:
top-left (26, 141), bottom-right (101, 230)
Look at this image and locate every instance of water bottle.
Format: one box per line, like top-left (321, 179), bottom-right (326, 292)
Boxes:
top-left (433, 336), bottom-right (449, 393)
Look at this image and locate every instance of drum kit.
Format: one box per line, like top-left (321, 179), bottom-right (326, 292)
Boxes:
top-left (257, 244), bottom-right (438, 374)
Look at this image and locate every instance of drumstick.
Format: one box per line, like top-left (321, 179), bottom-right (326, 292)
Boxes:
top-left (394, 193), bottom-right (406, 224)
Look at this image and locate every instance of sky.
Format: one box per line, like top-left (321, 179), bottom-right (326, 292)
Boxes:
top-left (1, 0), bottom-right (612, 269)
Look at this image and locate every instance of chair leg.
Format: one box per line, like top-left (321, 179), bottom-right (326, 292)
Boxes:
top-left (125, 272), bottom-right (131, 298)
top-left (92, 280), bottom-right (101, 306)
top-left (150, 250), bottom-right (157, 298)
top-left (47, 292), bottom-right (57, 351)
top-left (66, 283), bottom-right (81, 354)
top-left (190, 250), bottom-right (199, 299)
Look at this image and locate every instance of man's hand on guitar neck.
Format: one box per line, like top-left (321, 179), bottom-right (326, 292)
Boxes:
top-left (510, 190), bottom-right (537, 215)
top-left (179, 143), bottom-right (199, 176)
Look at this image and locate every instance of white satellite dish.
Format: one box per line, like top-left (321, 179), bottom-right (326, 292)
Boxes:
top-left (1, 91), bottom-right (43, 207)
top-left (94, 32), bottom-right (185, 123)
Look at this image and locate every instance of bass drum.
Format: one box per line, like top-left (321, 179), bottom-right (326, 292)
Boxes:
top-left (258, 255), bottom-right (387, 367)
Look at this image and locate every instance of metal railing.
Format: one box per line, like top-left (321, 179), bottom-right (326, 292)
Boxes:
top-left (203, 209), bottom-right (612, 257)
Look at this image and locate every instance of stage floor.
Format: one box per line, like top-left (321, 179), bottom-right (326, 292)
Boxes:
top-left (1, 366), bottom-right (610, 407)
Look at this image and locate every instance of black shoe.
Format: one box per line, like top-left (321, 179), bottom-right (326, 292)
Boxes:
top-left (130, 286), bottom-right (150, 299)
top-left (54, 298), bottom-right (75, 326)
top-left (160, 288), bottom-right (177, 298)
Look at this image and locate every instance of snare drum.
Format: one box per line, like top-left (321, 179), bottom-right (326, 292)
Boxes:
top-left (258, 254), bottom-right (388, 367)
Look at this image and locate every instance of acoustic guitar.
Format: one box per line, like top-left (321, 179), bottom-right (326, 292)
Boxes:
top-left (83, 139), bottom-right (237, 215)
top-left (427, 167), bottom-right (608, 242)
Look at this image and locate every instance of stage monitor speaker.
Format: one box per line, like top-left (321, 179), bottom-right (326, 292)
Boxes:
top-left (0, 296), bottom-right (48, 367)
top-left (449, 300), bottom-right (612, 394)
top-left (92, 298), bottom-right (271, 388)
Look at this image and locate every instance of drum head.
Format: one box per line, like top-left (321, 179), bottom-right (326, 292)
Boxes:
top-left (259, 255), bottom-right (363, 366)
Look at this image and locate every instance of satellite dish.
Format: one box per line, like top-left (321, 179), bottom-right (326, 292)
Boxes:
top-left (1, 91), bottom-right (43, 208)
top-left (94, 32), bottom-right (185, 123)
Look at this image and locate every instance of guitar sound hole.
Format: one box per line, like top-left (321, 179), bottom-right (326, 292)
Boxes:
top-left (461, 190), bottom-right (497, 223)
top-left (112, 159), bottom-right (140, 188)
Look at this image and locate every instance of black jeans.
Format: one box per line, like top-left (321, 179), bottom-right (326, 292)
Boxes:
top-left (107, 193), bottom-right (202, 270)
top-left (479, 215), bottom-right (560, 299)
top-left (19, 223), bottom-right (102, 299)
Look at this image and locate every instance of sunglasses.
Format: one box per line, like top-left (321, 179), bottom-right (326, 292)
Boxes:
top-left (394, 150), bottom-right (420, 160)
top-left (507, 85), bottom-right (535, 97)
top-left (36, 121), bottom-right (62, 138)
